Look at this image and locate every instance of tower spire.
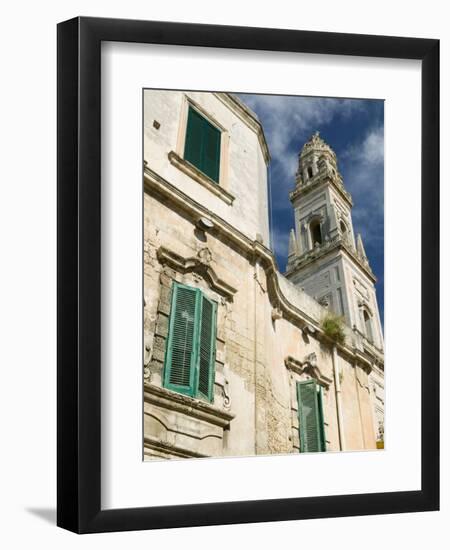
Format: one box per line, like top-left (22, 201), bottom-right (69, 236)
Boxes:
top-left (288, 228), bottom-right (298, 259)
top-left (356, 233), bottom-right (368, 262)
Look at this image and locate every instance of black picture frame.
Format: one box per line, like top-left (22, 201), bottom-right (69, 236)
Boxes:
top-left (57, 16), bottom-right (439, 534)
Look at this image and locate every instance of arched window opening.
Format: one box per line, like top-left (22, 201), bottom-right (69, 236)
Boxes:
top-left (363, 309), bottom-right (373, 342)
top-left (340, 220), bottom-right (349, 243)
top-left (310, 219), bottom-right (322, 247)
top-left (307, 166), bottom-right (314, 179)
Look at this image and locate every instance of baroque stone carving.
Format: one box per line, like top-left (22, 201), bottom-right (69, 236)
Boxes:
top-left (318, 295), bottom-right (330, 307)
top-left (304, 352), bottom-right (318, 367)
top-left (215, 367), bottom-right (231, 409)
top-left (284, 355), bottom-right (333, 388)
top-left (300, 131), bottom-right (334, 157)
top-left (271, 307), bottom-right (282, 321)
top-left (156, 246), bottom-right (237, 301)
top-left (302, 324), bottom-right (316, 336)
top-left (197, 246), bottom-right (213, 265)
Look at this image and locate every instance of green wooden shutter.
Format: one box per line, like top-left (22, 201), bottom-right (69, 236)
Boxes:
top-left (297, 380), bottom-right (324, 453)
top-left (163, 283), bottom-right (199, 397)
top-left (197, 295), bottom-right (217, 401)
top-left (184, 106), bottom-right (221, 183)
top-left (163, 282), bottom-right (217, 402)
top-left (317, 386), bottom-right (326, 452)
top-left (184, 107), bottom-right (204, 171)
top-left (202, 120), bottom-right (221, 183)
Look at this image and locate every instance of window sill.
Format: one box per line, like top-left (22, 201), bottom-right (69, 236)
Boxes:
top-left (168, 151), bottom-right (235, 206)
top-left (144, 382), bottom-right (235, 429)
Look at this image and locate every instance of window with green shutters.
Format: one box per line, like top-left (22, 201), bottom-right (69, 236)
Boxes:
top-left (184, 106), bottom-right (221, 183)
top-left (297, 379), bottom-right (326, 453)
top-left (163, 282), bottom-right (217, 402)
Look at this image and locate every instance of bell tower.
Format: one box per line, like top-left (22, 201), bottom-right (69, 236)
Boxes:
top-left (286, 132), bottom-right (383, 351)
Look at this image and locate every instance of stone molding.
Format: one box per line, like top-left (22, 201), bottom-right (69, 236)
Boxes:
top-left (168, 151), bottom-right (236, 205)
top-left (144, 435), bottom-right (208, 459)
top-left (286, 233), bottom-right (377, 284)
top-left (305, 210), bottom-right (325, 224)
top-left (144, 383), bottom-right (235, 429)
top-left (156, 246), bottom-right (237, 301)
top-left (357, 299), bottom-right (374, 316)
top-left (290, 172), bottom-right (353, 208)
top-left (285, 354), bottom-right (333, 388)
top-left (214, 92), bottom-right (271, 165)
top-left (144, 165), bottom-right (382, 372)
top-left (352, 324), bottom-right (384, 357)
top-left (271, 307), bottom-right (282, 321)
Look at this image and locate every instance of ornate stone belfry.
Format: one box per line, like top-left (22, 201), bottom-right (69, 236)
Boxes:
top-left (285, 132), bottom-right (384, 352)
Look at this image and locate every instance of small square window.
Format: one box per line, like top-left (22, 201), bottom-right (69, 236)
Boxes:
top-left (184, 106), bottom-right (221, 183)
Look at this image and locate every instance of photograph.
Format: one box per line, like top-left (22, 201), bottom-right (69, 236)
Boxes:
top-left (143, 89), bottom-right (385, 459)
top-left (0, 0), bottom-right (442, 541)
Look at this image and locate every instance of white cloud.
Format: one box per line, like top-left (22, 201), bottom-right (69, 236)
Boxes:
top-left (341, 125), bottom-right (384, 248)
top-left (240, 93), bottom-right (366, 184)
top-left (361, 129), bottom-right (384, 164)
top-left (343, 126), bottom-right (384, 166)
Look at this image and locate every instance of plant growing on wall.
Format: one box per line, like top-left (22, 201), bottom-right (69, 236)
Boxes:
top-left (321, 313), bottom-right (346, 345)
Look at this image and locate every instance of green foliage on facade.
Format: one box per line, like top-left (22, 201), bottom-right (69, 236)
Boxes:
top-left (321, 313), bottom-right (346, 345)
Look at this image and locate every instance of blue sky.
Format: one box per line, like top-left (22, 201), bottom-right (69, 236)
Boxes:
top-left (238, 93), bottom-right (384, 325)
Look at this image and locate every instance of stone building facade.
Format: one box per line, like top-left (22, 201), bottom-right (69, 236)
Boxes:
top-left (143, 90), bottom-right (384, 459)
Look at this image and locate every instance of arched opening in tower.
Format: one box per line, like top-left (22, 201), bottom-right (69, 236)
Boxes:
top-left (310, 219), bottom-right (323, 247)
top-left (363, 309), bottom-right (373, 342)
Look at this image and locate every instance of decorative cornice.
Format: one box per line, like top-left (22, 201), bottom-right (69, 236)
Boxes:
top-left (285, 354), bottom-right (333, 388)
top-left (168, 151), bottom-right (235, 205)
top-left (305, 211), bottom-right (325, 224)
top-left (286, 235), bottom-right (376, 284)
top-left (290, 173), bottom-right (353, 208)
top-left (214, 93), bottom-right (271, 165)
top-left (352, 349), bottom-right (376, 372)
top-left (144, 383), bottom-right (235, 429)
top-left (156, 246), bottom-right (237, 301)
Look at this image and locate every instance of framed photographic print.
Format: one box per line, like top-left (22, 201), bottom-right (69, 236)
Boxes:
top-left (57, 17), bottom-right (439, 533)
